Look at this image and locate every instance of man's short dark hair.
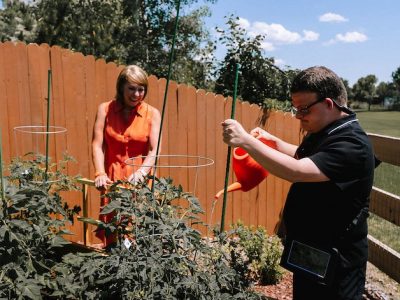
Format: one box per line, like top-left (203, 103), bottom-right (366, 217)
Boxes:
top-left (290, 66), bottom-right (348, 105)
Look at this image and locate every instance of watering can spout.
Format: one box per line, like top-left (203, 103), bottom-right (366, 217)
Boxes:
top-left (215, 182), bottom-right (242, 199)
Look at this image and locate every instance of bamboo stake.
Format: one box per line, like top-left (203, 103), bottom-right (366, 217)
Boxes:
top-left (151, 0), bottom-right (181, 193)
top-left (45, 70), bottom-right (52, 182)
top-left (0, 127), bottom-right (6, 211)
top-left (220, 63), bottom-right (240, 232)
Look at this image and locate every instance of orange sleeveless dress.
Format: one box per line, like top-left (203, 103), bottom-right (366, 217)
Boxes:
top-left (96, 100), bottom-right (155, 246)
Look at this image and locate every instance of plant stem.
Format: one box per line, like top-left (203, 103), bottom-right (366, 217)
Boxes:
top-left (45, 69), bottom-right (52, 182)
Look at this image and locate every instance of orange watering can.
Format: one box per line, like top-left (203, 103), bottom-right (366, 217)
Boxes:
top-left (215, 135), bottom-right (277, 199)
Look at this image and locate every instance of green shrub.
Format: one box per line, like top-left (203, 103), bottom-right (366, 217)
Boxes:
top-left (50, 177), bottom-right (267, 299)
top-left (1, 156), bottom-right (284, 299)
top-left (0, 154), bottom-right (80, 299)
top-left (229, 222), bottom-right (284, 285)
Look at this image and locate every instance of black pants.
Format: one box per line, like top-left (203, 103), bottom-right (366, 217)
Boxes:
top-left (293, 263), bottom-right (366, 300)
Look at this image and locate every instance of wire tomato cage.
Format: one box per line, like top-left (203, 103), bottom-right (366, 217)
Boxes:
top-left (124, 154), bottom-right (214, 196)
top-left (13, 125), bottom-right (67, 184)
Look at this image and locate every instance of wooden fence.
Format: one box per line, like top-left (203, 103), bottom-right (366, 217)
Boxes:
top-left (367, 133), bottom-right (400, 283)
top-left (1, 42), bottom-right (398, 283)
top-left (0, 42), bottom-right (301, 246)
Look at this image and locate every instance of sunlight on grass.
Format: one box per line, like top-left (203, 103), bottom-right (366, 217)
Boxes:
top-left (356, 110), bottom-right (400, 253)
top-left (357, 111), bottom-right (400, 137)
top-left (374, 163), bottom-right (400, 196)
top-left (368, 213), bottom-right (400, 253)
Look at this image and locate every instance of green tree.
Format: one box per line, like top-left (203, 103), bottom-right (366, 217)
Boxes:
top-left (376, 81), bottom-right (397, 103)
top-left (0, 0), bottom-right (35, 42)
top-left (214, 16), bottom-right (292, 106)
top-left (341, 78), bottom-right (353, 101)
top-left (352, 74), bottom-right (377, 111)
top-left (392, 66), bottom-right (400, 92)
top-left (0, 0), bottom-right (216, 89)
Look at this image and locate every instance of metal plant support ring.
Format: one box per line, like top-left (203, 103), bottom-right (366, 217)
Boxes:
top-left (13, 125), bottom-right (68, 184)
top-left (125, 154), bottom-right (214, 196)
top-left (13, 125), bottom-right (67, 135)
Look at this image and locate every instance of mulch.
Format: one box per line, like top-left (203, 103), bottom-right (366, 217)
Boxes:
top-left (253, 272), bottom-right (293, 300)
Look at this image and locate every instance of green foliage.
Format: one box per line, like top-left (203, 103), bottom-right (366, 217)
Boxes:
top-left (0, 155), bottom-right (80, 299)
top-left (0, 157), bottom-right (283, 299)
top-left (50, 177), bottom-right (267, 299)
top-left (229, 222), bottom-right (284, 285)
top-left (213, 15), bottom-right (296, 106)
top-left (392, 66), bottom-right (400, 92)
top-left (0, 0), bottom-right (35, 42)
top-left (375, 81), bottom-right (398, 103)
top-left (0, 0), bottom-right (216, 90)
top-left (352, 75), bottom-right (378, 102)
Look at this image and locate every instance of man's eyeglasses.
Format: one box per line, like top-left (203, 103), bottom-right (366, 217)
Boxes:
top-left (291, 98), bottom-right (353, 117)
top-left (291, 98), bottom-right (325, 117)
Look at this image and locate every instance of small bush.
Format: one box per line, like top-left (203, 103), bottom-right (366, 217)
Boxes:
top-left (0, 155), bottom-right (80, 299)
top-left (229, 222), bottom-right (284, 285)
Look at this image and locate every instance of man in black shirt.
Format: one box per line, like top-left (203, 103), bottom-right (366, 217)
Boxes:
top-left (221, 66), bottom-right (375, 299)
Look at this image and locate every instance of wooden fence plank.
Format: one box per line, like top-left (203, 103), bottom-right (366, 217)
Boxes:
top-left (368, 133), bottom-right (400, 167)
top-left (0, 43), bottom-right (11, 164)
top-left (264, 112), bottom-right (278, 234)
top-left (176, 84), bottom-right (189, 208)
top-left (205, 92), bottom-right (217, 227)
top-left (157, 78), bottom-right (169, 179)
top-left (195, 89), bottom-right (208, 233)
top-left (186, 85), bottom-right (200, 216)
top-left (368, 235), bottom-right (400, 283)
top-left (370, 187), bottom-right (400, 226)
top-left (166, 80), bottom-right (179, 191)
top-left (240, 101), bottom-right (252, 226)
top-left (214, 94), bottom-right (226, 229)
top-left (49, 46), bottom-right (68, 165)
top-left (4, 42), bottom-right (28, 158)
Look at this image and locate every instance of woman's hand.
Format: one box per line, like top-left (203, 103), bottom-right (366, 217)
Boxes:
top-left (127, 169), bottom-right (147, 184)
top-left (94, 173), bottom-right (112, 189)
top-left (221, 119), bottom-right (252, 147)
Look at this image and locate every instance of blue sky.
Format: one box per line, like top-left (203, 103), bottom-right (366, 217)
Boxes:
top-left (198, 0), bottom-right (400, 85)
top-left (2, 1), bottom-right (398, 85)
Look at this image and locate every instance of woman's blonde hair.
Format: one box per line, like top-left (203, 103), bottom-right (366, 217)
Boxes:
top-left (115, 65), bottom-right (148, 103)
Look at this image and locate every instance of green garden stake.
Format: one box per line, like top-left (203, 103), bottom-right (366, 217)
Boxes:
top-left (45, 69), bottom-right (52, 182)
top-left (0, 127), bottom-right (6, 212)
top-left (220, 63), bottom-right (240, 232)
top-left (151, 0), bottom-right (181, 193)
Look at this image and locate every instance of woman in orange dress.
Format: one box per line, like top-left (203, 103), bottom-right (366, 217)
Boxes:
top-left (92, 65), bottom-right (161, 248)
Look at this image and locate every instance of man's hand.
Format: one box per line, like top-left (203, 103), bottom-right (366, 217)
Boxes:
top-left (221, 119), bottom-right (252, 147)
top-left (250, 127), bottom-right (276, 140)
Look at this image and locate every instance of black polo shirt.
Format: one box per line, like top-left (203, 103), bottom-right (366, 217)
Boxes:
top-left (283, 113), bottom-right (375, 267)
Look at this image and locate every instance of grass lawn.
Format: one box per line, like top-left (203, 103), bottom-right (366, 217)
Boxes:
top-left (356, 110), bottom-right (400, 252)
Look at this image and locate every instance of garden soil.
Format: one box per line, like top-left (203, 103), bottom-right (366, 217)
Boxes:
top-left (255, 262), bottom-right (400, 300)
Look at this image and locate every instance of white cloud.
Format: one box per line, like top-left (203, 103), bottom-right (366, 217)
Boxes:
top-left (319, 13), bottom-right (348, 23)
top-left (302, 30), bottom-right (319, 41)
top-left (260, 41), bottom-right (275, 51)
top-left (336, 31), bottom-right (368, 42)
top-left (274, 58), bottom-right (285, 67)
top-left (326, 31), bottom-right (368, 45)
top-left (238, 17), bottom-right (250, 30)
top-left (239, 21), bottom-right (319, 51)
top-left (252, 22), bottom-right (302, 44)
